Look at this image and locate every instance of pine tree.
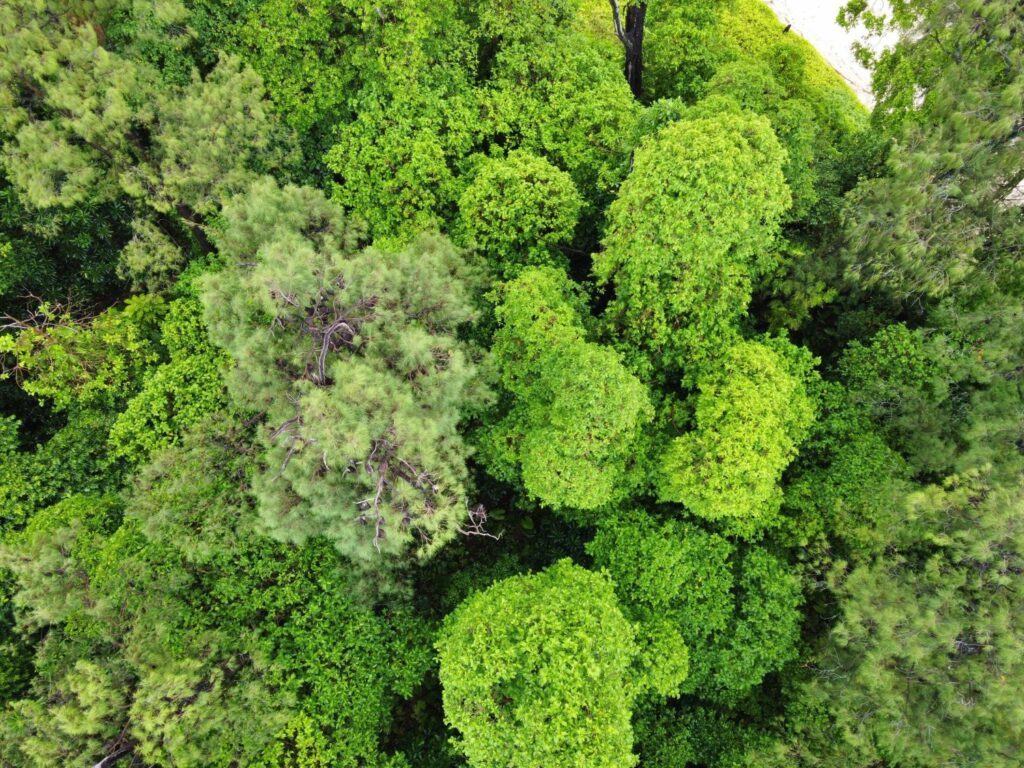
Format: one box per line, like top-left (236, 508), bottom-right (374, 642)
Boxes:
top-left (0, 0), bottom-right (287, 288)
top-left (201, 178), bottom-right (488, 565)
top-left (840, 0), bottom-right (1024, 300)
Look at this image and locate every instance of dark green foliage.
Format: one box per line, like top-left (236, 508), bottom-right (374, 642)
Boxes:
top-left (755, 469), bottom-right (1024, 768)
top-left (0, 420), bottom-right (430, 767)
top-left (589, 510), bottom-right (803, 704)
top-left (838, 323), bottom-right (956, 474)
top-left (0, 411), bottom-right (123, 531)
top-left (820, 470), bottom-right (1024, 767)
top-left (634, 702), bottom-right (772, 768)
top-left (0, 173), bottom-right (128, 307)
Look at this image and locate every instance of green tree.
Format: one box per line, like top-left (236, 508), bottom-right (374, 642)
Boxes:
top-left (480, 266), bottom-right (653, 513)
top-left (588, 510), bottom-right (804, 704)
top-left (753, 468), bottom-right (1024, 768)
top-left (657, 337), bottom-right (817, 538)
top-left (0, 294), bottom-right (165, 412)
top-left (596, 110), bottom-right (791, 378)
top-left (839, 0), bottom-right (1024, 300)
top-left (321, 0), bottom-right (479, 241)
top-left (0, 0), bottom-right (288, 288)
top-left (201, 178), bottom-right (487, 564)
top-left (436, 559), bottom-right (682, 768)
top-left (456, 150), bottom-right (582, 277)
top-left (0, 170), bottom-right (127, 307)
top-left (108, 294), bottom-right (227, 465)
top-left (822, 470), bottom-right (1024, 767)
top-left (837, 323), bottom-right (956, 475)
top-left (628, 0), bottom-right (728, 101)
top-left (485, 30), bottom-right (641, 211)
top-left (0, 419), bottom-right (431, 767)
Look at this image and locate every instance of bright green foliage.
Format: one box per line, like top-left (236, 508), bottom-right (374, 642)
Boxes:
top-left (108, 296), bottom-right (227, 465)
top-left (641, 0), bottom-right (729, 101)
top-left (719, 0), bottom-right (867, 135)
top-left (0, 295), bottom-right (165, 411)
top-left (588, 510), bottom-right (803, 704)
top-left (840, 0), bottom-right (1024, 299)
top-left (236, 0), bottom-right (358, 136)
top-left (321, 1), bottom-right (479, 241)
top-left (325, 80), bottom-right (478, 242)
top-left (201, 178), bottom-right (486, 563)
top-left (315, 1), bottom-right (638, 241)
top-left (456, 151), bottom-right (582, 277)
top-left (702, 66), bottom-right (828, 221)
top-left (482, 266), bottom-right (653, 512)
top-left (486, 32), bottom-right (641, 207)
top-left (436, 559), bottom-right (667, 768)
top-left (596, 110), bottom-right (791, 378)
top-left (658, 337), bottom-right (817, 537)
top-left (475, 0), bottom-right (580, 40)
top-left (0, 494), bottom-right (122, 630)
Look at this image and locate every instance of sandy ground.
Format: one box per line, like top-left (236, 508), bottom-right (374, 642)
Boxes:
top-left (762, 0), bottom-right (896, 106)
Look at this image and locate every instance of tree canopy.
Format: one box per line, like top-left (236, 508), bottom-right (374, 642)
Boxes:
top-left (201, 178), bottom-right (487, 565)
top-left (0, 0), bottom-right (1020, 766)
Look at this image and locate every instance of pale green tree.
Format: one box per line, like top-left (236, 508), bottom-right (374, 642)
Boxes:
top-left (437, 559), bottom-right (684, 768)
top-left (201, 178), bottom-right (488, 564)
top-left (456, 150), bottom-right (582, 277)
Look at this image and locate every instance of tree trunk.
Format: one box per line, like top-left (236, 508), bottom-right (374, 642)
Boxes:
top-left (623, 4), bottom-right (646, 98)
top-left (176, 203), bottom-right (214, 255)
top-left (609, 1), bottom-right (646, 99)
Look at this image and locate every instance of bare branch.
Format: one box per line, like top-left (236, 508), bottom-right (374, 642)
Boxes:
top-left (609, 0), bottom-right (629, 48)
top-left (456, 504), bottom-right (501, 541)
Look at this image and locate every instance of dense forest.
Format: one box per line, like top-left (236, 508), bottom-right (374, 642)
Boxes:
top-left (0, 0), bottom-right (1021, 765)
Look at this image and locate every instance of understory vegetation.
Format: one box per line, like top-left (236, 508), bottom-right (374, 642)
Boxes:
top-left (0, 0), bottom-right (1021, 766)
